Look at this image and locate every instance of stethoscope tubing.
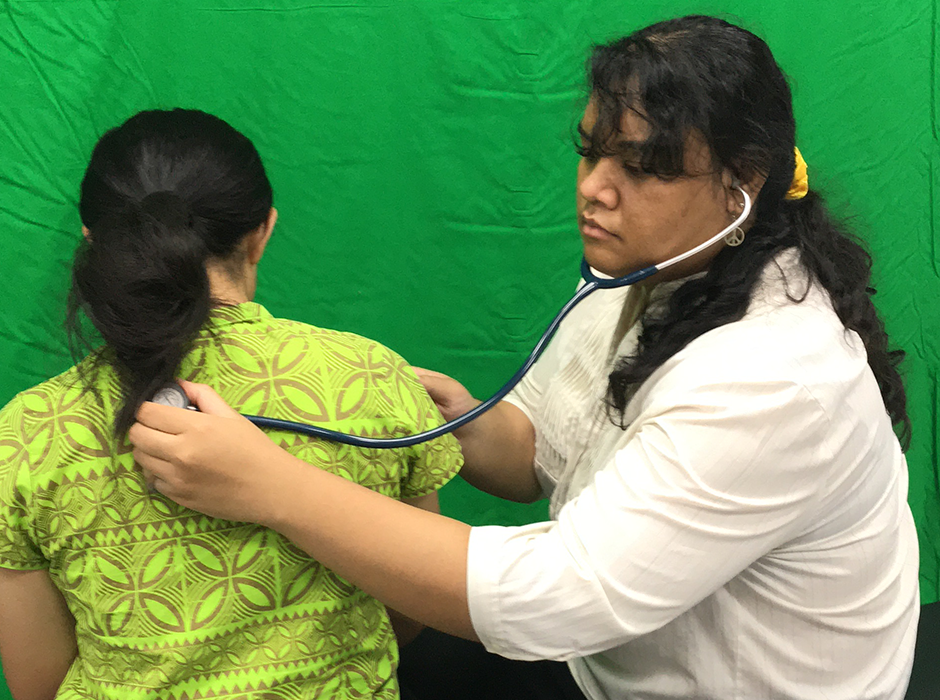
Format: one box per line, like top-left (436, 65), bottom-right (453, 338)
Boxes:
top-left (245, 187), bottom-right (752, 448)
top-left (243, 268), bottom-right (647, 448)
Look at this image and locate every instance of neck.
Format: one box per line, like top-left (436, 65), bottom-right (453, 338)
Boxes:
top-left (207, 263), bottom-right (252, 305)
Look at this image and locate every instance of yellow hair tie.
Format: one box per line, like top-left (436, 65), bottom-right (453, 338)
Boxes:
top-left (786, 147), bottom-right (809, 200)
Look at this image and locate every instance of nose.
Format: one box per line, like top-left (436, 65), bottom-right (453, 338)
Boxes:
top-left (578, 157), bottom-right (619, 210)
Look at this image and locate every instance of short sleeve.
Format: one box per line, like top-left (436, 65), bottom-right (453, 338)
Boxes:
top-left (0, 396), bottom-right (48, 571)
top-left (382, 356), bottom-right (463, 499)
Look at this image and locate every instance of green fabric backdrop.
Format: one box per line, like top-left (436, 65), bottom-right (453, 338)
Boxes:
top-left (1, 1), bottom-right (937, 695)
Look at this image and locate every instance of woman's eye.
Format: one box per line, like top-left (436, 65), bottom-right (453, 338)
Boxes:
top-left (621, 162), bottom-right (646, 177)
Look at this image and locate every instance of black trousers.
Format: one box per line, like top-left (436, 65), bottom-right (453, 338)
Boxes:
top-left (905, 602), bottom-right (940, 700)
top-left (398, 629), bottom-right (588, 700)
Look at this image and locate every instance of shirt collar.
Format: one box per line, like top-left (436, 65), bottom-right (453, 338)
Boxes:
top-left (200, 302), bottom-right (272, 334)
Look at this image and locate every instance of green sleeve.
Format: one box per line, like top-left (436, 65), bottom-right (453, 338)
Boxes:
top-left (0, 396), bottom-right (48, 570)
top-left (386, 357), bottom-right (463, 499)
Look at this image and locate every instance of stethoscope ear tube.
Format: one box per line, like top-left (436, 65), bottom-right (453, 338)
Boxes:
top-left (215, 187), bottom-right (752, 448)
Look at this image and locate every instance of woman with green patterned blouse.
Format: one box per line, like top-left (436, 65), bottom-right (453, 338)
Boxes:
top-left (0, 109), bottom-right (462, 700)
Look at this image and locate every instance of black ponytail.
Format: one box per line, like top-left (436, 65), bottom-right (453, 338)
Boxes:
top-left (68, 192), bottom-right (212, 434)
top-left (591, 16), bottom-right (911, 448)
top-left (68, 109), bottom-right (272, 435)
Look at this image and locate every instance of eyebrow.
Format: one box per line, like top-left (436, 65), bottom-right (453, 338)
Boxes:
top-left (577, 123), bottom-right (645, 156)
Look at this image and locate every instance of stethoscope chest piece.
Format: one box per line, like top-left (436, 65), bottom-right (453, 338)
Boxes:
top-left (151, 383), bottom-right (198, 411)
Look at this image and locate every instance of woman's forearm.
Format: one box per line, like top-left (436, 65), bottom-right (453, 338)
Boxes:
top-left (260, 452), bottom-right (478, 639)
top-left (454, 402), bottom-right (541, 503)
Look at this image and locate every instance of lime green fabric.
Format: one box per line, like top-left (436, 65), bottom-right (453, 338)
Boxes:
top-left (0, 303), bottom-right (462, 699)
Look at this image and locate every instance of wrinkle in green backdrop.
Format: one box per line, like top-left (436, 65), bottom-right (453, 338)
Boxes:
top-left (1, 2), bottom-right (938, 695)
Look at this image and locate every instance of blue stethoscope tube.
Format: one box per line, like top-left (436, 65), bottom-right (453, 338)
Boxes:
top-left (245, 187), bottom-right (752, 448)
top-left (244, 261), bottom-right (656, 448)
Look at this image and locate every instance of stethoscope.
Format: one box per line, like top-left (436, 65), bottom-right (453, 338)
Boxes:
top-left (153, 187), bottom-right (752, 448)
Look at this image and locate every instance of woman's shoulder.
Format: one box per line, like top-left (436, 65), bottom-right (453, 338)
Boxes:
top-left (248, 316), bottom-right (427, 406)
top-left (209, 305), bottom-right (409, 370)
top-left (0, 361), bottom-right (116, 481)
top-left (1, 361), bottom-right (108, 422)
top-left (646, 256), bottom-right (870, 415)
top-left (265, 315), bottom-right (410, 368)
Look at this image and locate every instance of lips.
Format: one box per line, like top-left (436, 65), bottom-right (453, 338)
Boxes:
top-left (579, 215), bottom-right (616, 240)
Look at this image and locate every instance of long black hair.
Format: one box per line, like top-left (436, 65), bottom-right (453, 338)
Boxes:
top-left (585, 16), bottom-right (911, 448)
top-left (67, 109), bottom-right (273, 435)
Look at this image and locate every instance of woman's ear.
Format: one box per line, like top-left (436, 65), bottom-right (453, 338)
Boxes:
top-left (721, 170), bottom-right (766, 221)
top-left (741, 172), bottom-right (767, 208)
top-left (82, 226), bottom-right (91, 241)
top-left (246, 207), bottom-right (277, 265)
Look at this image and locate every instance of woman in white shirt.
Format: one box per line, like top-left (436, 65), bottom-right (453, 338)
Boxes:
top-left (130, 15), bottom-right (919, 699)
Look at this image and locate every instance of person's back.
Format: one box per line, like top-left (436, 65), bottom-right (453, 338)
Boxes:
top-left (0, 108), bottom-right (462, 698)
top-left (2, 305), bottom-right (459, 698)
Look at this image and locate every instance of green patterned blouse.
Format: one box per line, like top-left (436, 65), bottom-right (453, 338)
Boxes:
top-left (0, 303), bottom-right (463, 699)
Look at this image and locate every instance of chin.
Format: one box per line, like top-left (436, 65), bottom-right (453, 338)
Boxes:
top-left (581, 246), bottom-right (633, 278)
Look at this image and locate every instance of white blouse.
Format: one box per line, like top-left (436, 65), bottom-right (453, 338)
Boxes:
top-left (466, 253), bottom-right (919, 700)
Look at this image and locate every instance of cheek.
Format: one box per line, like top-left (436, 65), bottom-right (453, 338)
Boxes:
top-left (676, 190), bottom-right (727, 236)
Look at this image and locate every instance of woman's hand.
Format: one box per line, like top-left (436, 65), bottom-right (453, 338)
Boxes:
top-left (413, 368), bottom-right (540, 502)
top-left (413, 368), bottom-right (481, 424)
top-left (129, 381), bottom-right (294, 525)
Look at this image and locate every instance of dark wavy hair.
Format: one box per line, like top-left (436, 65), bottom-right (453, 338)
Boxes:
top-left (67, 109), bottom-right (273, 434)
top-left (586, 16), bottom-right (910, 448)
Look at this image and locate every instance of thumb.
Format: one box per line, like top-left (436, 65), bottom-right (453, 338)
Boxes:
top-left (412, 367), bottom-right (449, 384)
top-left (413, 367), bottom-right (447, 380)
top-left (414, 376), bottom-right (447, 403)
top-left (178, 381), bottom-right (241, 418)
top-left (413, 367), bottom-right (450, 391)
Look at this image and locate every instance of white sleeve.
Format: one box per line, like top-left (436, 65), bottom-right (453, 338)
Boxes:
top-left (466, 376), bottom-right (829, 661)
